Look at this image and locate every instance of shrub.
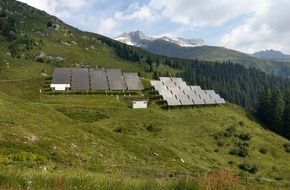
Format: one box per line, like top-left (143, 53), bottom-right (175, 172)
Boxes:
top-left (229, 147), bottom-right (248, 157)
top-left (144, 124), bottom-right (161, 133)
top-left (238, 121), bottom-right (245, 126)
top-left (113, 127), bottom-right (122, 133)
top-left (259, 147), bottom-right (268, 154)
top-left (239, 162), bottom-right (259, 174)
top-left (239, 133), bottom-right (252, 141)
top-left (213, 132), bottom-right (223, 140)
top-left (284, 143), bottom-right (290, 153)
top-left (217, 140), bottom-right (225, 147)
top-left (224, 126), bottom-right (237, 137)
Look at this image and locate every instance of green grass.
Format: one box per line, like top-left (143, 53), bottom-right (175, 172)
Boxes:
top-left (0, 78), bottom-right (289, 189)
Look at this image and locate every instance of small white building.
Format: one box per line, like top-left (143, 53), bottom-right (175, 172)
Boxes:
top-left (50, 83), bottom-right (70, 91)
top-left (131, 101), bottom-right (148, 109)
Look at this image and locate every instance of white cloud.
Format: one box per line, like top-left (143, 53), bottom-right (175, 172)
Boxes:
top-left (148, 0), bottom-right (264, 27)
top-left (18, 0), bottom-right (88, 18)
top-left (220, 0), bottom-right (290, 54)
top-left (98, 18), bottom-right (118, 36)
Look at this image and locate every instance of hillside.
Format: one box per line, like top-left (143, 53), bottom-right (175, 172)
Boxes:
top-left (0, 77), bottom-right (290, 189)
top-left (0, 1), bottom-right (290, 189)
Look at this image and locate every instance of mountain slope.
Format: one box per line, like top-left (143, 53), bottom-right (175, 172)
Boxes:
top-left (116, 31), bottom-right (290, 77)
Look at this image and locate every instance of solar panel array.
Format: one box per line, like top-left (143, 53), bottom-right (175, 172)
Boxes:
top-left (51, 67), bottom-right (143, 91)
top-left (150, 77), bottom-right (225, 106)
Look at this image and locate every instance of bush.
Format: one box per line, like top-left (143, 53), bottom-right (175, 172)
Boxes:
top-left (224, 126), bottom-right (237, 137)
top-left (259, 147), bottom-right (268, 154)
top-left (229, 147), bottom-right (248, 157)
top-left (239, 162), bottom-right (259, 174)
top-left (239, 133), bottom-right (252, 141)
top-left (284, 143), bottom-right (290, 153)
top-left (144, 124), bottom-right (161, 133)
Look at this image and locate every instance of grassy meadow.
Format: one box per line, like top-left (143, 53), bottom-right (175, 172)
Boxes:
top-left (0, 77), bottom-right (289, 189)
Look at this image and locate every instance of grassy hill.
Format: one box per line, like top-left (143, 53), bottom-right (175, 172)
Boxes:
top-left (0, 0), bottom-right (290, 189)
top-left (0, 77), bottom-right (290, 189)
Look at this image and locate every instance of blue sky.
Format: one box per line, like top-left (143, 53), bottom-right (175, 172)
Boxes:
top-left (18, 0), bottom-right (290, 54)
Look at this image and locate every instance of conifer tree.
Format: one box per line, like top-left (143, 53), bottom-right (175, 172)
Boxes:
top-left (270, 86), bottom-right (285, 133)
top-left (256, 83), bottom-right (272, 124)
top-left (284, 91), bottom-right (290, 138)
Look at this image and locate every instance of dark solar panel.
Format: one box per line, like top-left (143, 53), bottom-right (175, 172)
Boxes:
top-left (106, 69), bottom-right (126, 90)
top-left (90, 69), bottom-right (109, 90)
top-left (51, 67), bottom-right (71, 84)
top-left (123, 73), bottom-right (144, 90)
top-left (71, 68), bottom-right (90, 90)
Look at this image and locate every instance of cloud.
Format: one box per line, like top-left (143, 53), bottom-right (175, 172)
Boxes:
top-left (148, 0), bottom-right (264, 27)
top-left (98, 18), bottom-right (118, 36)
top-left (220, 0), bottom-right (290, 53)
top-left (18, 0), bottom-right (88, 19)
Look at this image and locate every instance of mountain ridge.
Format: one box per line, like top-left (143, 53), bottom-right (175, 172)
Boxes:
top-left (252, 49), bottom-right (290, 61)
top-left (115, 30), bottom-right (206, 48)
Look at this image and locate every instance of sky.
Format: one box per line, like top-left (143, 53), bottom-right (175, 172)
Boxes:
top-left (18, 0), bottom-right (290, 54)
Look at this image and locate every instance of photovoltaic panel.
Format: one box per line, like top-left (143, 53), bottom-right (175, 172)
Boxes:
top-left (52, 67), bottom-right (71, 84)
top-left (123, 72), bottom-right (144, 90)
top-left (159, 89), bottom-right (172, 99)
top-left (150, 80), bottom-right (163, 90)
top-left (177, 94), bottom-right (193, 105)
top-left (171, 77), bottom-right (183, 84)
top-left (192, 97), bottom-right (205, 105)
top-left (190, 86), bottom-right (202, 91)
top-left (159, 77), bottom-right (172, 83)
top-left (215, 98), bottom-right (226, 104)
top-left (203, 98), bottom-right (216, 104)
top-left (71, 68), bottom-right (90, 90)
top-left (166, 97), bottom-right (181, 106)
top-left (90, 68), bottom-right (109, 90)
top-left (171, 89), bottom-right (184, 96)
top-left (106, 69), bottom-right (126, 91)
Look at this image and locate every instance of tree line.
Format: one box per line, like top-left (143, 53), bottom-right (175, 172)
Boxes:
top-left (256, 83), bottom-right (290, 139)
top-left (181, 59), bottom-right (290, 110)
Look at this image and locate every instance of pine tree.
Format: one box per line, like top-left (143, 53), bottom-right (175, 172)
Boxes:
top-left (270, 86), bottom-right (285, 133)
top-left (256, 83), bottom-right (272, 125)
top-left (284, 91), bottom-right (290, 138)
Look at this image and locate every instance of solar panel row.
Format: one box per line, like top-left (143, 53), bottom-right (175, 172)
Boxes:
top-left (51, 68), bottom-right (143, 91)
top-left (151, 77), bottom-right (226, 106)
